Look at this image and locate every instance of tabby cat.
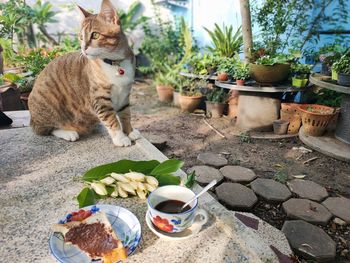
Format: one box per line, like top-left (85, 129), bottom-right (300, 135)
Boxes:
top-left (28, 0), bottom-right (140, 147)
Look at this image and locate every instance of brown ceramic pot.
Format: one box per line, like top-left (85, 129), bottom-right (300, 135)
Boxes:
top-left (236, 79), bottom-right (245, 86)
top-left (250, 63), bottom-right (290, 84)
top-left (217, 72), bottom-right (229, 81)
top-left (156, 85), bottom-right (173, 103)
top-left (179, 95), bottom-right (202, 113)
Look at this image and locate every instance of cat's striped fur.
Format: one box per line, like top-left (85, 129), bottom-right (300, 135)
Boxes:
top-left (28, 0), bottom-right (140, 146)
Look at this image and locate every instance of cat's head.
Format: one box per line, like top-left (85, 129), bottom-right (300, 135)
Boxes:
top-left (78, 0), bottom-right (124, 60)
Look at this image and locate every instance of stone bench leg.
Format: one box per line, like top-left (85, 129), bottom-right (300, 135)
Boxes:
top-left (236, 92), bottom-right (281, 131)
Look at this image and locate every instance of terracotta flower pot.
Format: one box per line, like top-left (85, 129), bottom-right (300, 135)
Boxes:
top-left (250, 63), bottom-right (290, 84)
top-left (20, 92), bottom-right (31, 110)
top-left (179, 95), bottom-right (202, 113)
top-left (298, 104), bottom-right (336, 136)
top-left (217, 72), bottom-right (229, 81)
top-left (205, 101), bottom-right (226, 118)
top-left (156, 85), bottom-right (173, 103)
top-left (236, 79), bottom-right (245, 86)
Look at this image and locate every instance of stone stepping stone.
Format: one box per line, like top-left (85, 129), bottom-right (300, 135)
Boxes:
top-left (197, 152), bottom-right (228, 168)
top-left (322, 197), bottom-right (350, 223)
top-left (250, 178), bottom-right (292, 202)
top-left (287, 179), bottom-right (328, 201)
top-left (282, 220), bottom-right (336, 262)
top-left (219, 165), bottom-right (257, 183)
top-left (216, 183), bottom-right (257, 210)
top-left (282, 198), bottom-right (332, 226)
top-left (188, 165), bottom-right (223, 185)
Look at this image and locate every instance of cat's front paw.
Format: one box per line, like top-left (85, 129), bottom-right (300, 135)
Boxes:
top-left (112, 131), bottom-right (132, 147)
top-left (128, 129), bottom-right (141, 141)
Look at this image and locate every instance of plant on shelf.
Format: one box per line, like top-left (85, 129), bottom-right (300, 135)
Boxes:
top-left (204, 24), bottom-right (243, 58)
top-left (233, 62), bottom-right (250, 86)
top-left (216, 57), bottom-right (237, 81)
top-left (332, 52), bottom-right (350, 86)
top-left (290, 63), bottom-right (313, 88)
top-left (250, 52), bottom-right (298, 84)
top-left (186, 53), bottom-right (220, 76)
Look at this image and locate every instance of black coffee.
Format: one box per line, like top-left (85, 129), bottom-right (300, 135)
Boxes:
top-left (155, 200), bottom-right (192, 214)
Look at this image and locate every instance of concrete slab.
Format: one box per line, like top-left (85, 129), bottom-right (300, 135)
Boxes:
top-left (282, 220), bottom-right (336, 262)
top-left (187, 165), bottom-right (224, 185)
top-left (216, 183), bottom-right (258, 210)
top-left (219, 166), bottom-right (257, 183)
top-left (287, 179), bottom-right (328, 202)
top-left (322, 197), bottom-right (350, 223)
top-left (299, 127), bottom-right (350, 163)
top-left (251, 178), bottom-right (292, 203)
top-left (0, 127), bottom-right (288, 262)
top-left (282, 198), bottom-right (332, 226)
top-left (197, 152), bottom-right (228, 168)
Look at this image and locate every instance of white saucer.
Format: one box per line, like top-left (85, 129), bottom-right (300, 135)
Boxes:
top-left (145, 210), bottom-right (207, 241)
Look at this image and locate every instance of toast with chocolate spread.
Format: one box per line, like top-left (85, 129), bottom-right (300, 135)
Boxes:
top-left (52, 211), bottom-right (127, 263)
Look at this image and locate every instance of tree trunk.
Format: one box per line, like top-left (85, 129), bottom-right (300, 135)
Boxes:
top-left (39, 25), bottom-right (58, 46)
top-left (26, 23), bottom-right (37, 48)
top-left (239, 0), bottom-right (253, 62)
top-left (0, 45), bottom-right (4, 75)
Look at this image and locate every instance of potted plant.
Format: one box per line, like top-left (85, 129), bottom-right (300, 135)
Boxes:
top-left (250, 53), bottom-right (295, 84)
top-left (290, 63), bottom-right (313, 88)
top-left (216, 57), bottom-right (236, 81)
top-left (186, 53), bottom-right (220, 76)
top-left (179, 79), bottom-right (206, 112)
top-left (332, 53), bottom-right (350, 86)
top-left (205, 88), bottom-right (228, 118)
top-left (233, 62), bottom-right (250, 86)
top-left (155, 68), bottom-right (175, 103)
top-left (298, 104), bottom-right (336, 136)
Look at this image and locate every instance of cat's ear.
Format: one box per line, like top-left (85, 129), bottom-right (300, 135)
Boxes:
top-left (77, 5), bottom-right (92, 18)
top-left (99, 0), bottom-right (120, 25)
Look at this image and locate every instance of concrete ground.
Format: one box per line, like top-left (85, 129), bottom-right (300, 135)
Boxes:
top-left (0, 126), bottom-right (292, 263)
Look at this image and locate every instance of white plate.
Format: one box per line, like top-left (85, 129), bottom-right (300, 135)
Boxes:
top-left (145, 210), bottom-right (207, 241)
top-left (49, 205), bottom-right (141, 263)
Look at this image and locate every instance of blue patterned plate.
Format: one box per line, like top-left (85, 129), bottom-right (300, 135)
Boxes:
top-left (49, 205), bottom-right (141, 263)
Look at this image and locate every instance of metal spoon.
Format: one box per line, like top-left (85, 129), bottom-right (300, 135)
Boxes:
top-left (180, 180), bottom-right (217, 212)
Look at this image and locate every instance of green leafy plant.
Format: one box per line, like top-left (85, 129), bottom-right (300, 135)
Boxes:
top-left (184, 171), bottom-right (196, 188)
top-left (180, 79), bottom-right (206, 96)
top-left (255, 54), bottom-right (295, 66)
top-left (206, 88), bottom-right (228, 103)
top-left (314, 89), bottom-right (342, 107)
top-left (217, 57), bottom-right (237, 76)
top-left (78, 159), bottom-right (184, 208)
top-left (274, 171), bottom-right (288, 184)
top-left (233, 62), bottom-right (250, 80)
top-left (140, 8), bottom-right (196, 75)
top-left (252, 0), bottom-right (349, 54)
top-left (239, 132), bottom-right (251, 143)
top-left (118, 1), bottom-right (148, 31)
top-left (291, 63), bottom-right (313, 79)
top-left (204, 24), bottom-right (243, 58)
top-left (186, 53), bottom-right (221, 75)
top-left (332, 53), bottom-right (350, 74)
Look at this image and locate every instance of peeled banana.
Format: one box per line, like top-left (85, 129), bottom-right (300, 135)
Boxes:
top-left (93, 171), bottom-right (159, 199)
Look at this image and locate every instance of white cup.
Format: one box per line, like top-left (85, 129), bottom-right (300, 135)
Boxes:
top-left (147, 185), bottom-right (208, 233)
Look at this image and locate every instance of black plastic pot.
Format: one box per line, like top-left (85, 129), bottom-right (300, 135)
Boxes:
top-left (337, 73), bottom-right (350, 87)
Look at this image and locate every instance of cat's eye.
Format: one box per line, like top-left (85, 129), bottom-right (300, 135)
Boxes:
top-left (91, 32), bottom-right (100, 39)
